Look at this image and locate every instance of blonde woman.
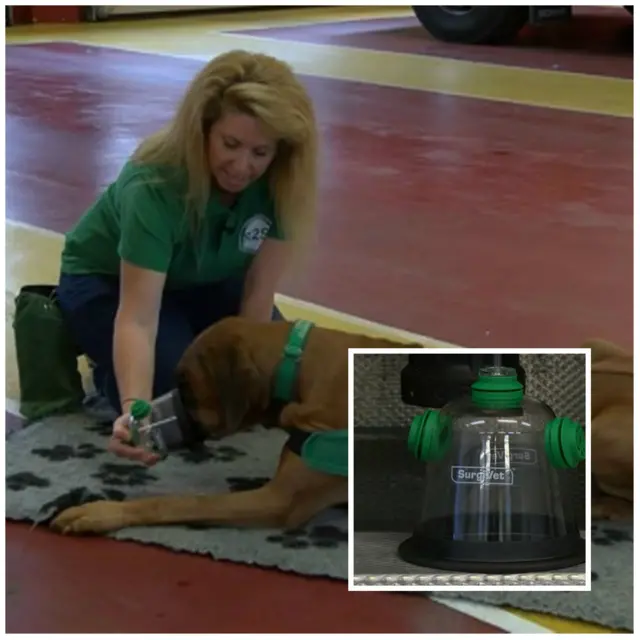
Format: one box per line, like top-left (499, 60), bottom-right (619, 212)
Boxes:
top-left (56, 50), bottom-right (317, 464)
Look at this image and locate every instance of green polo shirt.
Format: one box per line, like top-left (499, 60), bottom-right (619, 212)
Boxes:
top-left (60, 161), bottom-right (283, 289)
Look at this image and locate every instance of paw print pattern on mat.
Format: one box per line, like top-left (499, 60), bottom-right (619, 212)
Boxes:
top-left (32, 443), bottom-right (104, 462)
top-left (209, 445), bottom-right (247, 462)
top-left (176, 444), bottom-right (246, 464)
top-left (308, 525), bottom-right (349, 548)
top-left (225, 476), bottom-right (270, 492)
top-left (6, 472), bottom-right (52, 491)
top-left (176, 447), bottom-right (218, 464)
top-left (90, 462), bottom-right (158, 487)
top-left (591, 524), bottom-right (633, 546)
top-left (266, 525), bottom-right (348, 550)
top-left (85, 422), bottom-right (114, 437)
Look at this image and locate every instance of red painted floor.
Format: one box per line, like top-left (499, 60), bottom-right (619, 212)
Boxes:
top-left (5, 522), bottom-right (503, 634)
top-left (5, 30), bottom-right (631, 633)
top-left (4, 41), bottom-right (504, 633)
top-left (233, 6), bottom-right (633, 78)
top-left (6, 42), bottom-right (633, 348)
top-left (8, 401), bottom-right (504, 632)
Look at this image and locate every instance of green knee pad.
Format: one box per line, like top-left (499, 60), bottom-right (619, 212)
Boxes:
top-left (300, 429), bottom-right (348, 477)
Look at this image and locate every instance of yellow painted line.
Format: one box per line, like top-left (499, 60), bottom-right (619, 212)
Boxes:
top-left (6, 24), bottom-right (631, 117)
top-left (505, 608), bottom-right (626, 634)
top-left (432, 598), bottom-right (551, 634)
top-left (436, 599), bottom-right (625, 634)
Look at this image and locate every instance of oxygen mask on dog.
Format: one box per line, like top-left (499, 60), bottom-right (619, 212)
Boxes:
top-left (128, 390), bottom-right (199, 459)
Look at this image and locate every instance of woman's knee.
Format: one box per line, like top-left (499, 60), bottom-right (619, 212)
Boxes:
top-left (57, 297), bottom-right (118, 367)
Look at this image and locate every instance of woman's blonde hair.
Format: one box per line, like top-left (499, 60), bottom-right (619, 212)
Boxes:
top-left (132, 49), bottom-right (318, 251)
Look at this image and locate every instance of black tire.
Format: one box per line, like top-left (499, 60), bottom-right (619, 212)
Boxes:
top-left (412, 6), bottom-right (529, 44)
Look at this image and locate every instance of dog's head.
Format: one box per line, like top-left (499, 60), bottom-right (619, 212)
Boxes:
top-left (175, 318), bottom-right (271, 439)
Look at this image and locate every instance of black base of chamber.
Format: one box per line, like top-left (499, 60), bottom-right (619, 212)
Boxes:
top-left (398, 517), bottom-right (585, 574)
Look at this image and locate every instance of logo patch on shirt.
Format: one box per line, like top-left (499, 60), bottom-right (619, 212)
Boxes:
top-left (239, 214), bottom-right (272, 254)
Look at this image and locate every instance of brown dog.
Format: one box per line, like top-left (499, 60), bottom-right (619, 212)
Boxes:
top-left (584, 339), bottom-right (634, 521)
top-left (50, 317), bottom-right (422, 535)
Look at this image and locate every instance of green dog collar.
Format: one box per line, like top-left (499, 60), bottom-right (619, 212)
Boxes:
top-left (273, 319), bottom-right (315, 403)
top-left (273, 320), bottom-right (348, 477)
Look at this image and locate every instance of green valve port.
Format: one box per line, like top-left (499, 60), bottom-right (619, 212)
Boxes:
top-left (471, 366), bottom-right (524, 410)
top-left (408, 409), bottom-right (452, 461)
top-left (544, 417), bottom-right (586, 469)
top-left (130, 399), bottom-right (151, 421)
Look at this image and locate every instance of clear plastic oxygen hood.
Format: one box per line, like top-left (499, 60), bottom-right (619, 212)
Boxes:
top-left (398, 365), bottom-right (586, 574)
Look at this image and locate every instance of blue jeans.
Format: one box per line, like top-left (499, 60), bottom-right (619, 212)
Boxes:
top-left (56, 273), bottom-right (283, 413)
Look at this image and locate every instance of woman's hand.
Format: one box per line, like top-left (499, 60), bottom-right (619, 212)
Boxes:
top-left (107, 413), bottom-right (161, 466)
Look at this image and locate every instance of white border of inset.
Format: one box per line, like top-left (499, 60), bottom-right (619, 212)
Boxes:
top-left (347, 347), bottom-right (591, 593)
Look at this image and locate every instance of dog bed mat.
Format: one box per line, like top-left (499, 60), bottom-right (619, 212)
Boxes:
top-left (5, 413), bottom-right (348, 580)
top-left (6, 413), bottom-right (633, 631)
top-left (352, 525), bottom-right (633, 632)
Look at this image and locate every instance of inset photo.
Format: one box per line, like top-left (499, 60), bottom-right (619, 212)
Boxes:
top-left (348, 349), bottom-right (590, 593)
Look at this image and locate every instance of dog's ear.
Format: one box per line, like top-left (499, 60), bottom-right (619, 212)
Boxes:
top-left (218, 342), bottom-right (270, 430)
top-left (176, 318), bottom-right (271, 433)
top-left (196, 337), bottom-right (271, 432)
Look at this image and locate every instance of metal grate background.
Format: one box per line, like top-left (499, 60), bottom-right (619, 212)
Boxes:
top-left (353, 353), bottom-right (586, 532)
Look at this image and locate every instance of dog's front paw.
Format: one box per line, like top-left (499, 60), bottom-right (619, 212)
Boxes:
top-left (50, 501), bottom-right (129, 535)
